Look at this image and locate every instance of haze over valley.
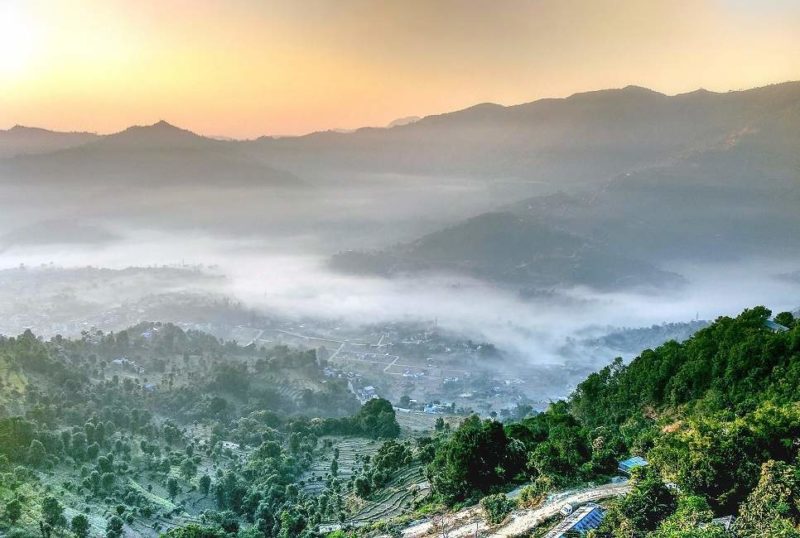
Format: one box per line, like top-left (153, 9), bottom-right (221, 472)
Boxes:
top-left (1, 2), bottom-right (800, 536)
top-left (1, 81), bottom-right (800, 407)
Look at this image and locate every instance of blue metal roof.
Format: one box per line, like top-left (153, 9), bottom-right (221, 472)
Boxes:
top-left (571, 506), bottom-right (605, 532)
top-left (544, 504), bottom-right (606, 537)
top-left (618, 456), bottom-right (648, 472)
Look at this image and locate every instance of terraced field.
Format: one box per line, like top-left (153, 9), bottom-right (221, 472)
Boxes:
top-left (300, 436), bottom-right (382, 495)
top-left (301, 435), bottom-right (430, 529)
top-left (396, 410), bottom-right (463, 435)
top-left (347, 463), bottom-right (429, 527)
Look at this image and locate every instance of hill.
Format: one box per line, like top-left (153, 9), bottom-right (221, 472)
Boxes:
top-left (250, 81), bottom-right (800, 186)
top-left (330, 95), bottom-right (800, 289)
top-left (331, 212), bottom-right (684, 291)
top-left (1, 308), bottom-right (798, 537)
top-left (0, 121), bottom-right (301, 188)
top-left (417, 307), bottom-right (800, 537)
top-left (0, 125), bottom-right (99, 158)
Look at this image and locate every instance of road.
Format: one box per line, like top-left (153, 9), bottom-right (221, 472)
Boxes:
top-left (328, 341), bottom-right (345, 361)
top-left (400, 481), bottom-right (630, 538)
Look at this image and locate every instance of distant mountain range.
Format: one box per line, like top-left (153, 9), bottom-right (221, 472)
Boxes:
top-left (248, 81), bottom-right (800, 185)
top-left (2, 82), bottom-right (799, 293)
top-left (0, 125), bottom-right (98, 158)
top-left (324, 82), bottom-right (800, 291)
top-left (0, 120), bottom-right (299, 187)
top-left (5, 81), bottom-right (798, 185)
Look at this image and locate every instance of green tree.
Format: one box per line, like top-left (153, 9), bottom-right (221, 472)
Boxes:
top-left (180, 458), bottom-right (197, 480)
top-left (5, 498), bottom-right (22, 525)
top-left (41, 496), bottom-right (66, 529)
top-left (599, 468), bottom-right (677, 536)
top-left (161, 524), bottom-right (226, 537)
top-left (101, 472), bottom-right (115, 492)
top-left (106, 515), bottom-right (124, 538)
top-left (735, 460), bottom-right (800, 538)
top-left (649, 495), bottom-right (724, 537)
top-left (167, 476), bottom-right (179, 499)
top-left (428, 415), bottom-right (519, 503)
top-left (71, 514), bottom-right (90, 538)
top-left (354, 476), bottom-right (371, 498)
top-left (27, 439), bottom-right (47, 467)
top-left (198, 474), bottom-right (211, 496)
top-left (354, 398), bottom-right (400, 438)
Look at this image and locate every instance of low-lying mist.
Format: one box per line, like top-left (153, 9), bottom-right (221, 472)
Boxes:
top-left (2, 229), bottom-right (798, 391)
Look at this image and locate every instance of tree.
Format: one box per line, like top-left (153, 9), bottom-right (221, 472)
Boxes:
top-left (41, 496), bottom-right (66, 529)
top-left (355, 476), bottom-right (371, 498)
top-left (435, 417), bottom-right (446, 432)
top-left (600, 467), bottom-right (677, 535)
top-left (27, 439), bottom-right (47, 467)
top-left (5, 498), bottom-right (22, 525)
top-left (428, 415), bottom-right (518, 503)
top-left (353, 398), bottom-right (400, 438)
top-left (648, 495), bottom-right (726, 537)
top-left (71, 514), bottom-right (90, 538)
top-left (330, 459), bottom-right (338, 477)
top-left (71, 431), bottom-right (87, 461)
top-left (161, 524), bottom-right (226, 537)
top-left (199, 474), bottom-right (211, 496)
top-left (735, 460), bottom-right (800, 538)
top-left (167, 476), bottom-right (179, 499)
top-left (180, 458), bottom-right (197, 480)
top-left (774, 311), bottom-right (795, 329)
top-left (87, 442), bottom-right (100, 460)
top-left (101, 472), bottom-right (115, 492)
top-left (106, 515), bottom-right (124, 538)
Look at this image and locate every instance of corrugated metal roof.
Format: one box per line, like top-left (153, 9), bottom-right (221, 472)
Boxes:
top-left (543, 504), bottom-right (605, 538)
top-left (618, 456), bottom-right (648, 472)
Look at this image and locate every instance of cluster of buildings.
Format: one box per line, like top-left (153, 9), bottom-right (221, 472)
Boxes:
top-left (423, 402), bottom-right (454, 414)
top-left (537, 456), bottom-right (734, 536)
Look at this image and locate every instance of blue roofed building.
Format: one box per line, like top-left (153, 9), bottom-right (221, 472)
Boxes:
top-left (543, 503), bottom-right (605, 537)
top-left (618, 456), bottom-right (648, 474)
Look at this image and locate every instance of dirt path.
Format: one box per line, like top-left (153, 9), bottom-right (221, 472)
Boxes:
top-left (401, 481), bottom-right (630, 538)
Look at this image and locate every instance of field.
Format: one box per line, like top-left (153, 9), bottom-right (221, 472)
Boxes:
top-left (300, 436), bottom-right (381, 495)
top-left (298, 435), bottom-right (432, 530)
top-left (396, 410), bottom-right (462, 435)
top-left (347, 463), bottom-right (429, 527)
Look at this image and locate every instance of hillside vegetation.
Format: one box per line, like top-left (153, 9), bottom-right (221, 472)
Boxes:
top-left (1, 307), bottom-right (799, 537)
top-left (421, 307), bottom-right (800, 537)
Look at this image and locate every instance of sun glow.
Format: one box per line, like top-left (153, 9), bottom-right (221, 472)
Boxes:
top-left (0, 2), bottom-right (41, 81)
top-left (0, 0), bottom-right (798, 137)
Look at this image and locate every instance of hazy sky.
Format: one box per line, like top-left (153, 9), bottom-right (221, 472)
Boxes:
top-left (1, 0), bottom-right (799, 137)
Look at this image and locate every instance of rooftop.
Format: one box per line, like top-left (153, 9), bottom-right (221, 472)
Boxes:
top-left (618, 456), bottom-right (649, 473)
top-left (543, 503), bottom-right (605, 538)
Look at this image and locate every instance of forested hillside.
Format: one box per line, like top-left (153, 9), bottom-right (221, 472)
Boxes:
top-left (421, 307), bottom-right (800, 536)
top-left (0, 324), bottom-right (399, 538)
top-left (1, 308), bottom-right (798, 537)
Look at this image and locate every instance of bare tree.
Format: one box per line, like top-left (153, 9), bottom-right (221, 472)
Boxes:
top-left (432, 513), bottom-right (451, 538)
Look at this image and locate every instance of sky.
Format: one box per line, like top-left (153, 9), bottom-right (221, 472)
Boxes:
top-left (1, 0), bottom-right (799, 138)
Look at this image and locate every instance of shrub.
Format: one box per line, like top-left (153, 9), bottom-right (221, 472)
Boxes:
top-left (480, 493), bottom-right (516, 525)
